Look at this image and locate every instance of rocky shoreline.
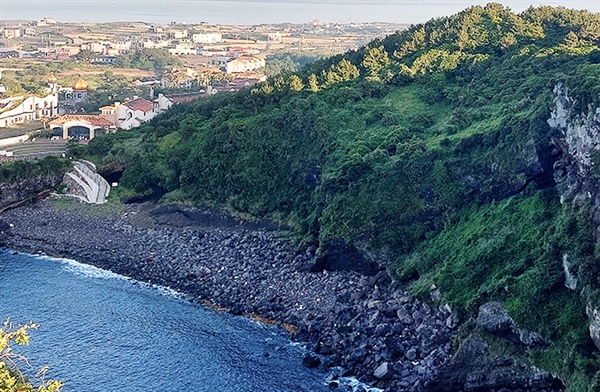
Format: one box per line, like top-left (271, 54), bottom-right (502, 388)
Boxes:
top-left (0, 199), bottom-right (459, 391)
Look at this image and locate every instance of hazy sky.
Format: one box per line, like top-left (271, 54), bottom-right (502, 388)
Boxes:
top-left (0, 0), bottom-right (597, 24)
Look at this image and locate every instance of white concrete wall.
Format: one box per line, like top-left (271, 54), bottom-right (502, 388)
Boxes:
top-left (0, 135), bottom-right (29, 147)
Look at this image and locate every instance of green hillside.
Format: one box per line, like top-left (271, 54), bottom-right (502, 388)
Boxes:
top-left (85, 4), bottom-right (600, 389)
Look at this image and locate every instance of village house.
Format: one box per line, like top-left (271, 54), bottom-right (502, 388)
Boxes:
top-left (169, 29), bottom-right (188, 39)
top-left (36, 18), bottom-right (57, 27)
top-left (209, 56), bottom-right (230, 68)
top-left (142, 39), bottom-right (170, 49)
top-left (24, 27), bottom-right (36, 37)
top-left (225, 55), bottom-right (265, 74)
top-left (111, 39), bottom-right (132, 53)
top-left (116, 97), bottom-right (156, 130)
top-left (168, 42), bottom-right (198, 55)
top-left (154, 91), bottom-right (208, 113)
top-left (2, 27), bottom-right (21, 39)
top-left (81, 42), bottom-right (107, 53)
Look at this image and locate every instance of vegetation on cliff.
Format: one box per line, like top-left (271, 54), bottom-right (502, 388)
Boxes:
top-left (0, 320), bottom-right (62, 392)
top-left (84, 4), bottom-right (600, 389)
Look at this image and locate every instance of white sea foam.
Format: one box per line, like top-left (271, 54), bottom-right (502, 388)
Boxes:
top-left (35, 254), bottom-right (129, 281)
top-left (34, 255), bottom-right (183, 300)
top-left (135, 281), bottom-right (184, 299)
top-left (335, 376), bottom-right (384, 392)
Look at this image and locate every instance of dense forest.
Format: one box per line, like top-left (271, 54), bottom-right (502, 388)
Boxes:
top-left (83, 4), bottom-right (600, 389)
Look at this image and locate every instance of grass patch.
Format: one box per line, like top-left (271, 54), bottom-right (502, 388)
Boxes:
top-left (50, 195), bottom-right (124, 217)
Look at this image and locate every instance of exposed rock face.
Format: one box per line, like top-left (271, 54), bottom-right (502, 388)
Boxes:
top-left (425, 337), bottom-right (564, 392)
top-left (0, 172), bottom-right (64, 211)
top-left (477, 302), bottom-right (514, 333)
top-left (562, 254), bottom-right (577, 291)
top-left (586, 304), bottom-right (600, 351)
top-left (310, 239), bottom-right (382, 275)
top-left (549, 83), bottom-right (600, 208)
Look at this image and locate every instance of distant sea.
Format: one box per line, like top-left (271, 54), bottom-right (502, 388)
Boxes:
top-left (0, 0), bottom-right (596, 25)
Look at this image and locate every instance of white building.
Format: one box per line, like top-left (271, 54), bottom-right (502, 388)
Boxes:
top-left (142, 40), bottom-right (170, 49)
top-left (116, 97), bottom-right (156, 130)
top-left (81, 42), bottom-right (107, 53)
top-left (2, 27), bottom-right (21, 39)
top-left (154, 91), bottom-right (208, 113)
top-left (111, 40), bottom-right (132, 52)
top-left (225, 56), bottom-right (265, 74)
top-left (170, 30), bottom-right (188, 39)
top-left (168, 43), bottom-right (197, 55)
top-left (0, 94), bottom-right (58, 128)
top-left (192, 33), bottom-right (222, 44)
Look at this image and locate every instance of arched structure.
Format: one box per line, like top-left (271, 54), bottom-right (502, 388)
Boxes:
top-left (49, 115), bottom-right (115, 140)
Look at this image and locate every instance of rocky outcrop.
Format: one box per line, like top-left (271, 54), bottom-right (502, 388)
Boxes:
top-left (562, 254), bottom-right (577, 291)
top-left (0, 172), bottom-right (66, 212)
top-left (477, 301), bottom-right (514, 333)
top-left (310, 239), bottom-right (383, 275)
top-left (586, 304), bottom-right (600, 351)
top-left (549, 83), bottom-right (600, 208)
top-left (425, 337), bottom-right (564, 392)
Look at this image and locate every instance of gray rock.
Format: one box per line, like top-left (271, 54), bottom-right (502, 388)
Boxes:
top-left (302, 352), bottom-right (321, 368)
top-left (430, 284), bottom-right (441, 303)
top-left (476, 301), bottom-right (514, 333)
top-left (374, 362), bottom-right (389, 379)
top-left (397, 309), bottom-right (414, 325)
top-left (562, 254), bottom-right (577, 291)
top-left (587, 303), bottom-right (600, 351)
top-left (517, 328), bottom-right (546, 348)
top-left (406, 348), bottom-right (417, 361)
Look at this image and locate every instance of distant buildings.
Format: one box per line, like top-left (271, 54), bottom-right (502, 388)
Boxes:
top-left (168, 42), bottom-right (198, 55)
top-left (192, 33), bottom-right (222, 44)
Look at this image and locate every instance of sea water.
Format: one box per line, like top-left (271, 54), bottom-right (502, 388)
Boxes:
top-left (0, 0), bottom-right (595, 25)
top-left (0, 250), bottom-right (330, 392)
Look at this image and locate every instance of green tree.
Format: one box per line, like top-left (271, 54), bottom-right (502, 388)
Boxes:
top-left (307, 73), bottom-right (319, 92)
top-left (564, 31), bottom-right (580, 47)
top-left (288, 75), bottom-right (304, 91)
top-left (361, 46), bottom-right (390, 79)
top-left (77, 49), bottom-right (96, 63)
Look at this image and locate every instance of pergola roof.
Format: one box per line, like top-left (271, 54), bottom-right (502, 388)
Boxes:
top-left (50, 115), bottom-right (114, 127)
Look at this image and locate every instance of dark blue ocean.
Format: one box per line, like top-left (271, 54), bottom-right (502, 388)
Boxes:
top-left (0, 0), bottom-right (595, 25)
top-left (0, 250), bottom-right (336, 392)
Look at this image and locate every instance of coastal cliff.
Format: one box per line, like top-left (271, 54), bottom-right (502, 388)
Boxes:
top-left (0, 157), bottom-right (69, 212)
